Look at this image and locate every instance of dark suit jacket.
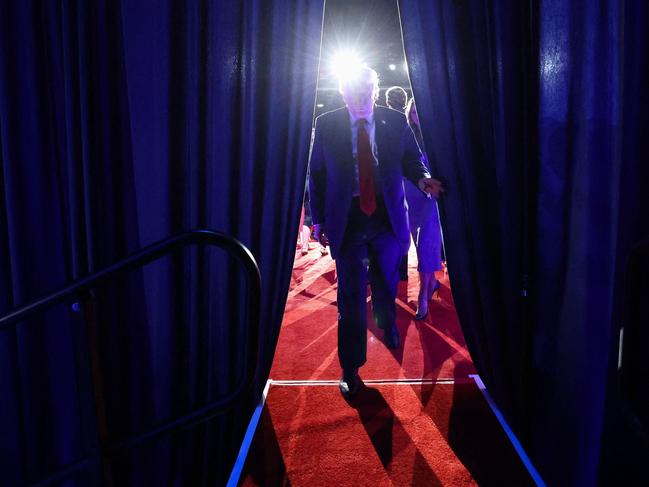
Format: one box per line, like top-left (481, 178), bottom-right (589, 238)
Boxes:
top-left (309, 105), bottom-right (431, 259)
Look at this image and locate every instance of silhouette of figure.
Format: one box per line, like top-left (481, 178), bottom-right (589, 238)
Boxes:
top-left (309, 67), bottom-right (443, 398)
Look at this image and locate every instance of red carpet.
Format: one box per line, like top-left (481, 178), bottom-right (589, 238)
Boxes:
top-left (273, 247), bottom-right (475, 381)
top-left (239, 245), bottom-right (534, 486)
top-left (241, 382), bottom-right (534, 486)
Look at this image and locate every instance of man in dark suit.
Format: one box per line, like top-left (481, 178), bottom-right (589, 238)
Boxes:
top-left (309, 66), bottom-right (443, 398)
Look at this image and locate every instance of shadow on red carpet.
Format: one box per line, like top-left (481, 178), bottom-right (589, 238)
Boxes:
top-left (239, 247), bottom-right (534, 486)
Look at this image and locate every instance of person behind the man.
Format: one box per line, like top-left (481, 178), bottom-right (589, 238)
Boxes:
top-left (384, 85), bottom-right (410, 281)
top-left (385, 85), bottom-right (408, 113)
top-left (309, 66), bottom-right (443, 399)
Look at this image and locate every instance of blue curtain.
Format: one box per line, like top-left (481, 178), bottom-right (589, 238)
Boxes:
top-left (399, 0), bottom-right (534, 441)
top-left (0, 0), bottom-right (323, 485)
top-left (400, 0), bottom-right (649, 484)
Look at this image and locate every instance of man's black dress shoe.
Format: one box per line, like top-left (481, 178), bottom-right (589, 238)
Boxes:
top-left (339, 369), bottom-right (362, 399)
top-left (384, 325), bottom-right (400, 349)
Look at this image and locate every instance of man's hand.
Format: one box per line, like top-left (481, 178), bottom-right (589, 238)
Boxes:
top-left (313, 224), bottom-right (329, 247)
top-left (418, 177), bottom-right (444, 199)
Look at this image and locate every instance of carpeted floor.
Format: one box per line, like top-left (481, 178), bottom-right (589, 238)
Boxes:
top-left (238, 245), bottom-right (534, 486)
top-left (272, 247), bottom-right (475, 382)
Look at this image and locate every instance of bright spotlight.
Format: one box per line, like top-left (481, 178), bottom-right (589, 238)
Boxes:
top-left (331, 50), bottom-right (364, 82)
top-left (388, 63), bottom-right (396, 71)
top-left (403, 62), bottom-right (408, 72)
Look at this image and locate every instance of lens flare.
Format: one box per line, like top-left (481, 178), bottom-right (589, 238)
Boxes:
top-left (330, 50), bottom-right (364, 82)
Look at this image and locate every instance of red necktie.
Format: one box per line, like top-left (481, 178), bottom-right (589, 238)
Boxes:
top-left (357, 119), bottom-right (377, 216)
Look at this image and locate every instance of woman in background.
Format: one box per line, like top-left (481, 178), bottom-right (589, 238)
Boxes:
top-left (404, 98), bottom-right (443, 319)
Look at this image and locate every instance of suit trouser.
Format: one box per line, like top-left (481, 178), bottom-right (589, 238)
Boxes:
top-left (335, 198), bottom-right (401, 371)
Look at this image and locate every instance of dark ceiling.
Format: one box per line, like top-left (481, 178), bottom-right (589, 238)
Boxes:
top-left (314, 0), bottom-right (410, 117)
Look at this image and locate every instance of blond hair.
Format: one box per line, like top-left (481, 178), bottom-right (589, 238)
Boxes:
top-left (338, 66), bottom-right (380, 102)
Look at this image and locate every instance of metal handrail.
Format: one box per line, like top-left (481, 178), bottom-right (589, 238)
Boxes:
top-left (0, 229), bottom-right (262, 486)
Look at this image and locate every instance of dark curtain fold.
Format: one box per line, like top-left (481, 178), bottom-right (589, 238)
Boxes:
top-left (400, 0), bottom-right (649, 484)
top-left (0, 0), bottom-right (323, 485)
top-left (0, 1), bottom-right (139, 484)
top-left (530, 2), bottom-right (624, 484)
top-left (399, 0), bottom-right (532, 432)
top-left (599, 0), bottom-right (649, 483)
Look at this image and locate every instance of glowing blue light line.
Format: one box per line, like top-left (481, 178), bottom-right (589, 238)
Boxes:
top-left (226, 380), bottom-right (270, 487)
top-left (469, 374), bottom-right (546, 487)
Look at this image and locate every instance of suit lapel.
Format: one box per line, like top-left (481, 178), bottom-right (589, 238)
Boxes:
top-left (332, 108), bottom-right (353, 165)
top-left (374, 108), bottom-right (386, 159)
top-left (374, 107), bottom-right (388, 192)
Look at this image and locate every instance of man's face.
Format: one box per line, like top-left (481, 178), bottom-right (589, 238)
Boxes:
top-left (341, 81), bottom-right (375, 119)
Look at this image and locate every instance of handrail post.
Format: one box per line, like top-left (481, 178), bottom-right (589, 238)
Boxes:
top-left (0, 230), bottom-right (262, 487)
top-left (80, 290), bottom-right (114, 487)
